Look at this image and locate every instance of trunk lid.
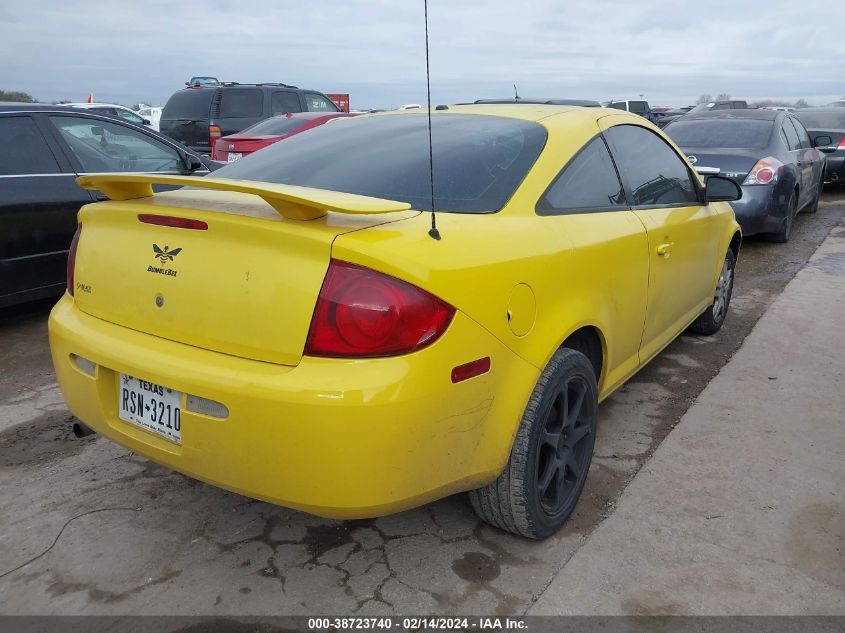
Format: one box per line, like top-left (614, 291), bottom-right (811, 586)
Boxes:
top-left (72, 177), bottom-right (416, 366)
top-left (680, 147), bottom-right (761, 183)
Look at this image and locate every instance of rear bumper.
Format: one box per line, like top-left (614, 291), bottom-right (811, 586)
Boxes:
top-left (730, 185), bottom-right (788, 236)
top-left (49, 295), bottom-right (538, 518)
top-left (824, 155), bottom-right (844, 182)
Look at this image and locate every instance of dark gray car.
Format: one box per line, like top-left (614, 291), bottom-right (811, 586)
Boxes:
top-left (665, 109), bottom-right (826, 242)
top-left (795, 108), bottom-right (845, 187)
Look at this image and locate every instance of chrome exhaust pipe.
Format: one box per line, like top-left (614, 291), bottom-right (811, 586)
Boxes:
top-left (72, 421), bottom-right (95, 438)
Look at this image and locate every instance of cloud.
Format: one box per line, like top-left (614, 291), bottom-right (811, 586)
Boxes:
top-left (1, 0), bottom-right (843, 108)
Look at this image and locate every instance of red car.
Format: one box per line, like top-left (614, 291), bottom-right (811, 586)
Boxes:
top-left (212, 112), bottom-right (356, 162)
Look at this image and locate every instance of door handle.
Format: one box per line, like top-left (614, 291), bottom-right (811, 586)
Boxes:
top-left (657, 242), bottom-right (674, 257)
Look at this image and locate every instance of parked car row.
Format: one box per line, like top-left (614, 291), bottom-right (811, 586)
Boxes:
top-left (664, 109), bottom-right (826, 242)
top-left (159, 82), bottom-right (341, 155)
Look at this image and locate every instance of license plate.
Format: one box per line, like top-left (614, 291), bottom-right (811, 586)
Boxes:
top-left (118, 374), bottom-right (182, 444)
top-left (227, 152), bottom-right (242, 162)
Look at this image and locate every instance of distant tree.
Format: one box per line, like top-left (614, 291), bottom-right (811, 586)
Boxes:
top-left (716, 93), bottom-right (731, 101)
top-left (697, 94), bottom-right (713, 104)
top-left (0, 89), bottom-right (36, 103)
top-left (793, 98), bottom-right (809, 109)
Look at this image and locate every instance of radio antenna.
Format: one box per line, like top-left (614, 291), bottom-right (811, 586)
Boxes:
top-left (424, 0), bottom-right (440, 240)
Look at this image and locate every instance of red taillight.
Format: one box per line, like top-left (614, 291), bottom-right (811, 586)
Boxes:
top-left (138, 214), bottom-right (208, 230)
top-left (742, 156), bottom-right (784, 186)
top-left (838, 136), bottom-right (845, 149)
top-left (305, 260), bottom-right (455, 358)
top-left (755, 168), bottom-right (775, 184)
top-left (66, 225), bottom-right (81, 296)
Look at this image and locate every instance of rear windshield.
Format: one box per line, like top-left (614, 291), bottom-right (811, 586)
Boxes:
top-left (795, 111), bottom-right (845, 129)
top-left (215, 114), bottom-right (548, 213)
top-left (666, 119), bottom-right (773, 149)
top-left (162, 89), bottom-right (214, 120)
top-left (238, 116), bottom-right (308, 136)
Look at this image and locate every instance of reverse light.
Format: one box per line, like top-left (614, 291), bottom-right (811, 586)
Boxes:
top-left (71, 354), bottom-right (97, 377)
top-left (186, 394), bottom-right (229, 419)
top-left (742, 157), bottom-right (784, 186)
top-left (138, 214), bottom-right (208, 230)
top-left (66, 225), bottom-right (81, 296)
top-left (305, 260), bottom-right (455, 358)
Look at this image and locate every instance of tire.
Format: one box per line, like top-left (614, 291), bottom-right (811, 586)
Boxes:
top-left (689, 248), bottom-right (736, 336)
top-left (469, 348), bottom-right (598, 539)
top-left (768, 191), bottom-right (797, 243)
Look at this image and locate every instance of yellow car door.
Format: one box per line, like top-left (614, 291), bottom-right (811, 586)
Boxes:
top-left (600, 119), bottom-right (720, 362)
top-left (535, 131), bottom-right (649, 397)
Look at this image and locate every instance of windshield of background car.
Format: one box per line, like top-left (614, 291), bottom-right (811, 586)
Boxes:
top-left (795, 111), bottom-right (845, 129)
top-left (688, 103), bottom-right (714, 114)
top-left (666, 119), bottom-right (773, 148)
top-left (162, 90), bottom-right (214, 119)
top-left (215, 114), bottom-right (548, 213)
top-left (238, 116), bottom-right (308, 136)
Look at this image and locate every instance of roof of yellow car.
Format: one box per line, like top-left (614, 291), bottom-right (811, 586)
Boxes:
top-left (371, 103), bottom-right (595, 122)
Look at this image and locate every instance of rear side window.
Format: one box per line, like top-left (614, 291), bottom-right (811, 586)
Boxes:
top-left (629, 101), bottom-right (647, 114)
top-left (537, 136), bottom-right (628, 214)
top-left (304, 93), bottom-right (339, 112)
top-left (0, 116), bottom-right (60, 175)
top-left (162, 89), bottom-right (215, 120)
top-left (220, 89), bottom-right (263, 118)
top-left (50, 116), bottom-right (182, 173)
top-left (604, 125), bottom-right (699, 207)
top-left (608, 102), bottom-right (627, 111)
top-left (788, 118), bottom-right (812, 149)
top-left (781, 120), bottom-right (801, 150)
top-left (271, 91), bottom-right (302, 115)
top-left (215, 113), bottom-right (547, 214)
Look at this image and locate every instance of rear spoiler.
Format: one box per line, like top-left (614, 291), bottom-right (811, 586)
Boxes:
top-left (76, 174), bottom-right (412, 221)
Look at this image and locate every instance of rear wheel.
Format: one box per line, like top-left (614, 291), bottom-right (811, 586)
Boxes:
top-left (469, 348), bottom-right (598, 539)
top-left (689, 248), bottom-right (735, 336)
top-left (768, 192), bottom-right (797, 243)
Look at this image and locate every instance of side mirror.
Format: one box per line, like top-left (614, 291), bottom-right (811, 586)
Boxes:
top-left (91, 126), bottom-right (105, 136)
top-left (142, 118), bottom-right (151, 126)
top-left (705, 175), bottom-right (742, 202)
top-left (181, 153), bottom-right (204, 173)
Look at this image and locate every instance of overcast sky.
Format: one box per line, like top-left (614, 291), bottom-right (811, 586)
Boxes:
top-left (2, 0), bottom-right (843, 109)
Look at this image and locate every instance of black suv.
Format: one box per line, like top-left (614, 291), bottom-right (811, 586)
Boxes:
top-left (160, 83), bottom-right (340, 155)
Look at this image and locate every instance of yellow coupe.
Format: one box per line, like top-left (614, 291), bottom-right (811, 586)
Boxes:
top-left (50, 105), bottom-right (741, 539)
